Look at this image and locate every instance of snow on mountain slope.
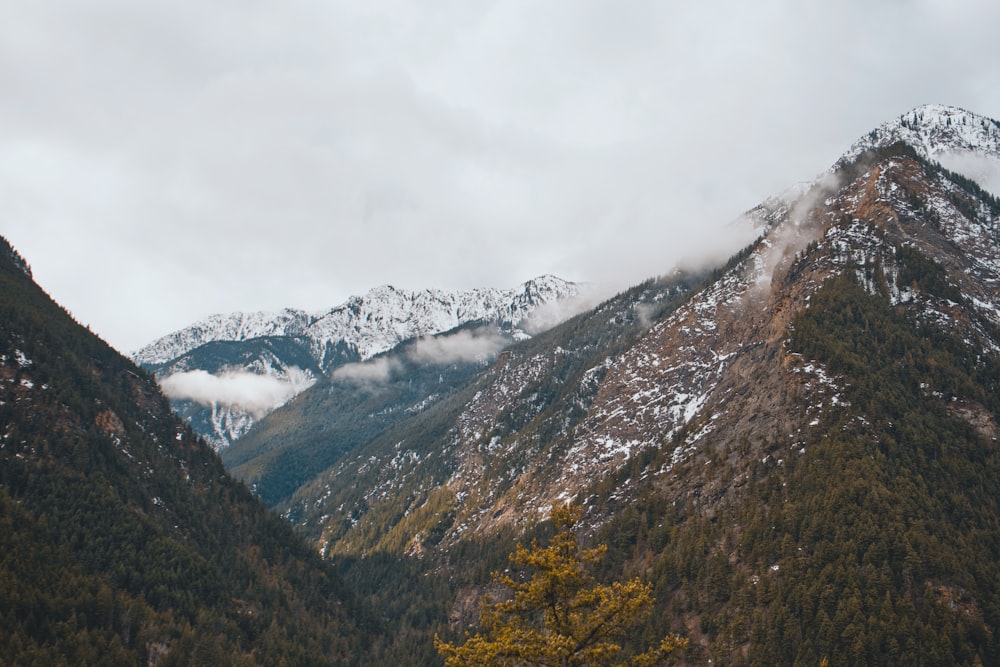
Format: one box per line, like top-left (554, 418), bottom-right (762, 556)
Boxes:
top-left (546, 128), bottom-right (1000, 512)
top-left (133, 309), bottom-right (314, 368)
top-left (301, 275), bottom-right (586, 370)
top-left (134, 275), bottom-right (582, 368)
top-left (842, 104), bottom-right (1000, 162)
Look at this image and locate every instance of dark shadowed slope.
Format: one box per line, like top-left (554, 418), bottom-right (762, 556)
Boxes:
top-left (0, 236), bottom-right (375, 665)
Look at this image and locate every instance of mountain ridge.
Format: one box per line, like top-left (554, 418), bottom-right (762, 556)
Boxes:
top-left (133, 274), bottom-right (583, 368)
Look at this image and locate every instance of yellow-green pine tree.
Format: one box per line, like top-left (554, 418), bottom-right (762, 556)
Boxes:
top-left (436, 504), bottom-right (687, 666)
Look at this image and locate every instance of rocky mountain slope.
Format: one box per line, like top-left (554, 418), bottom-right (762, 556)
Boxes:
top-left (0, 235), bottom-right (376, 664)
top-left (135, 275), bottom-right (585, 449)
top-left (238, 105), bottom-right (1000, 664)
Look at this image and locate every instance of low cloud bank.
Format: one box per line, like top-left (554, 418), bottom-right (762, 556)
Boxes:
top-left (936, 151), bottom-right (1000, 199)
top-left (747, 175), bottom-right (838, 298)
top-left (333, 328), bottom-right (509, 385)
top-left (159, 366), bottom-right (315, 417)
top-left (408, 328), bottom-right (508, 365)
top-left (331, 356), bottom-right (399, 384)
top-left (520, 286), bottom-right (607, 335)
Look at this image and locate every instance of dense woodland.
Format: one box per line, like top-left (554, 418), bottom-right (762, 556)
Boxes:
top-left (0, 238), bottom-right (375, 665)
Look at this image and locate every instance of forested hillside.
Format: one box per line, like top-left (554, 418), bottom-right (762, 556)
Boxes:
top-left (0, 236), bottom-right (375, 665)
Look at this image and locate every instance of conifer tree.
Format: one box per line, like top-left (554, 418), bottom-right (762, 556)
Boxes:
top-left (436, 504), bottom-right (687, 666)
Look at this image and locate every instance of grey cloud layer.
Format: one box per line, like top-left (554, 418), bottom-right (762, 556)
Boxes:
top-left (159, 367), bottom-right (315, 417)
top-left (2, 1), bottom-right (999, 351)
top-left (332, 328), bottom-right (509, 385)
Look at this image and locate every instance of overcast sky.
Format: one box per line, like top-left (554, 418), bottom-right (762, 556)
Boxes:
top-left (3, 0), bottom-right (1000, 352)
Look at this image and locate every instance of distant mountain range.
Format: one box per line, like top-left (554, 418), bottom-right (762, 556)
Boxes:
top-left (134, 275), bottom-right (587, 449)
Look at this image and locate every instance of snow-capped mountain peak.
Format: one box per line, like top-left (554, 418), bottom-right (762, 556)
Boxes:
top-left (133, 276), bottom-right (582, 368)
top-left (835, 105), bottom-right (1000, 199)
top-left (841, 104), bottom-right (1000, 162)
top-left (131, 308), bottom-right (315, 367)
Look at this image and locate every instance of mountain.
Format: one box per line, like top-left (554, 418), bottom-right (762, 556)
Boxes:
top-left (0, 236), bottom-right (378, 664)
top-left (134, 276), bottom-right (585, 449)
top-left (234, 105), bottom-right (1000, 664)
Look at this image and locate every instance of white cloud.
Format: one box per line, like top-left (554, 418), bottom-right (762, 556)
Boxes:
top-left (408, 329), bottom-right (509, 365)
top-left (936, 151), bottom-right (1000, 199)
top-left (2, 1), bottom-right (999, 352)
top-left (159, 367), bottom-right (315, 417)
top-left (747, 174), bottom-right (839, 298)
top-left (331, 357), bottom-right (400, 385)
top-left (333, 327), bottom-right (511, 385)
top-left (520, 286), bottom-right (610, 335)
